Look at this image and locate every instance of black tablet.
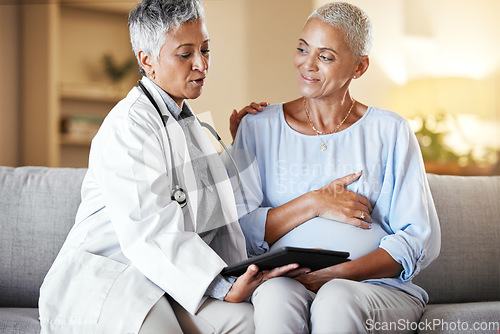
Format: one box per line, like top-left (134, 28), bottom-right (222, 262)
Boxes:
top-left (221, 246), bottom-right (350, 277)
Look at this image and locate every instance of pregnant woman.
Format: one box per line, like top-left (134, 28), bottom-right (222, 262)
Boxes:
top-left (230, 2), bottom-right (441, 333)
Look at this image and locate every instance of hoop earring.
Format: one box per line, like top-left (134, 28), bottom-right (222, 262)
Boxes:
top-left (147, 70), bottom-right (155, 80)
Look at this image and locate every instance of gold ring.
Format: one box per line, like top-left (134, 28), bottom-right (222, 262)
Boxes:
top-left (360, 211), bottom-right (365, 220)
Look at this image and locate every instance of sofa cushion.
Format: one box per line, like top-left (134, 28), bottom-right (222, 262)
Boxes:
top-left (0, 308), bottom-right (40, 334)
top-left (0, 167), bottom-right (87, 308)
top-left (413, 174), bottom-right (500, 304)
top-left (417, 302), bottom-right (500, 334)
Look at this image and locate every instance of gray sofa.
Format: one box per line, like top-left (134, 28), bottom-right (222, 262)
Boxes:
top-left (0, 166), bottom-right (499, 334)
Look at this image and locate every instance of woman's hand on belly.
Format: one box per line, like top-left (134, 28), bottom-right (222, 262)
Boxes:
top-left (266, 171), bottom-right (373, 245)
top-left (313, 171), bottom-right (373, 229)
top-left (294, 248), bottom-right (403, 293)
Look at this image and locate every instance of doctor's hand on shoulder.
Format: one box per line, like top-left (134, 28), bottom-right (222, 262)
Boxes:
top-left (224, 263), bottom-right (304, 302)
top-left (230, 101), bottom-right (269, 141)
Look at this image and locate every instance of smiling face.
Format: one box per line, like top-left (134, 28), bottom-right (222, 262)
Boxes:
top-left (295, 18), bottom-right (366, 101)
top-left (139, 19), bottom-right (210, 107)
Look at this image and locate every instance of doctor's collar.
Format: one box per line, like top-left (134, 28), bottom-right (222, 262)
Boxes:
top-left (149, 80), bottom-right (195, 121)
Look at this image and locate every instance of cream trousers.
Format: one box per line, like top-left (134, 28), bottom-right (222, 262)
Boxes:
top-left (139, 295), bottom-right (254, 334)
top-left (251, 277), bottom-right (424, 334)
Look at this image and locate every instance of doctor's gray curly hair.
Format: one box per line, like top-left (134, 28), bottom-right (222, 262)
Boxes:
top-left (128, 0), bottom-right (205, 75)
top-left (309, 2), bottom-right (373, 59)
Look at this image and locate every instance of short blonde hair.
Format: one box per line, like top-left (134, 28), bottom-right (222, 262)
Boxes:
top-left (309, 2), bottom-right (373, 59)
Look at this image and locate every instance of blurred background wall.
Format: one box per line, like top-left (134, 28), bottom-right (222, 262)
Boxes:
top-left (0, 0), bottom-right (498, 175)
top-left (0, 4), bottom-right (21, 166)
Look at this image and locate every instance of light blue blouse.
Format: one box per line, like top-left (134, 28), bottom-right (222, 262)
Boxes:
top-left (230, 103), bottom-right (441, 305)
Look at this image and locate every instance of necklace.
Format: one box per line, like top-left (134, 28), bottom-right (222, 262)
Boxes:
top-left (303, 97), bottom-right (355, 151)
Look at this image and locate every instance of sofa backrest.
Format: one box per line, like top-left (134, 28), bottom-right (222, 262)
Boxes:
top-left (413, 173), bottom-right (500, 304)
top-left (1, 167), bottom-right (498, 307)
top-left (0, 166), bottom-right (87, 308)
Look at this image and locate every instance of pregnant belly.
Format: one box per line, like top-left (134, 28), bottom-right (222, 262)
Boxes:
top-left (271, 217), bottom-right (389, 260)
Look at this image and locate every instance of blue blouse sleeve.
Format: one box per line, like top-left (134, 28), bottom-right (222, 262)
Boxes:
top-left (205, 274), bottom-right (235, 300)
top-left (377, 119), bottom-right (441, 281)
top-left (229, 116), bottom-right (271, 257)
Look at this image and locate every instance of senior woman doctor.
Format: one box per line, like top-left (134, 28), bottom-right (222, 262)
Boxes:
top-left (38, 0), bottom-right (299, 333)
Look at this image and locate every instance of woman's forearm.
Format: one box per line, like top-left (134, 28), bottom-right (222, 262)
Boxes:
top-left (265, 192), bottom-right (317, 245)
top-left (295, 248), bottom-right (403, 292)
top-left (331, 248), bottom-right (402, 281)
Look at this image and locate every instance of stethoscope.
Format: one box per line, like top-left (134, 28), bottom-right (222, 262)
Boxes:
top-left (137, 80), bottom-right (241, 208)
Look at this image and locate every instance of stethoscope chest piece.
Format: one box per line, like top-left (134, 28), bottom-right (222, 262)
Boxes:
top-left (171, 185), bottom-right (187, 208)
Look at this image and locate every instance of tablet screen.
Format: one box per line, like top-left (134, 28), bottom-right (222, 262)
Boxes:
top-left (221, 246), bottom-right (350, 276)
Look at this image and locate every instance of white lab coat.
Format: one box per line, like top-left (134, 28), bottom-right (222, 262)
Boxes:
top-left (39, 78), bottom-right (247, 334)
